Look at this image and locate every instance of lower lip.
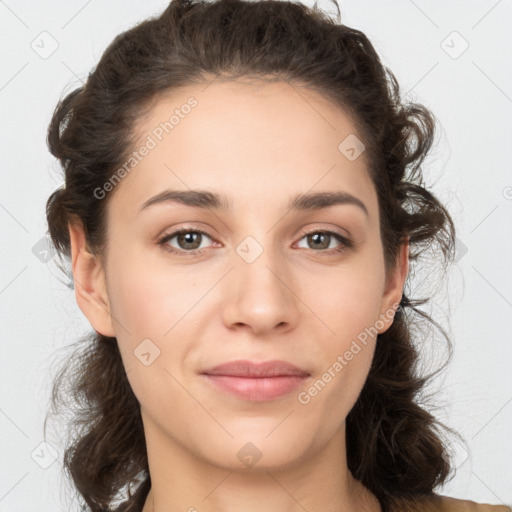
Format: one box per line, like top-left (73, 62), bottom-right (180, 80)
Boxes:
top-left (202, 374), bottom-right (308, 401)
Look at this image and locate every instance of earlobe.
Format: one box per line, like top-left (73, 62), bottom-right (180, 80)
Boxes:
top-left (68, 220), bottom-right (116, 337)
top-left (378, 237), bottom-right (410, 333)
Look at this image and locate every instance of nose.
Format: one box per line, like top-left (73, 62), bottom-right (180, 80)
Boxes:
top-left (220, 237), bottom-right (300, 336)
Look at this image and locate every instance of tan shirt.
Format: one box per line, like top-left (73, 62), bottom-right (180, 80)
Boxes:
top-left (391, 494), bottom-right (512, 511)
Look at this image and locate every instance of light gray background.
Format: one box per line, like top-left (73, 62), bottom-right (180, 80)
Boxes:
top-left (1, 1), bottom-right (511, 511)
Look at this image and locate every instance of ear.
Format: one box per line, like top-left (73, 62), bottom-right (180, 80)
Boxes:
top-left (377, 237), bottom-right (409, 334)
top-left (68, 220), bottom-right (116, 337)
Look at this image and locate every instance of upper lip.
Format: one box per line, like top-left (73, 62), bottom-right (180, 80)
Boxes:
top-left (201, 360), bottom-right (310, 378)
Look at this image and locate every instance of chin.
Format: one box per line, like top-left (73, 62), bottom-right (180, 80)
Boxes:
top-left (195, 432), bottom-right (312, 473)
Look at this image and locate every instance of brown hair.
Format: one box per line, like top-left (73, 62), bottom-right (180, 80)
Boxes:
top-left (44, 0), bottom-right (463, 510)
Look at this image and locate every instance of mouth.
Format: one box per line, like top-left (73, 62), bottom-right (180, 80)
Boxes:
top-left (200, 359), bottom-right (311, 402)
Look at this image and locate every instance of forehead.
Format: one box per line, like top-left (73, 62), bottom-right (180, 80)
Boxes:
top-left (108, 79), bottom-right (377, 220)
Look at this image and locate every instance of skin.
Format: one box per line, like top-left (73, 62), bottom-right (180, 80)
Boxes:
top-left (68, 78), bottom-right (408, 512)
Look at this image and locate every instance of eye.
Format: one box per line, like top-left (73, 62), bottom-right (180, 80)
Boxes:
top-left (295, 230), bottom-right (352, 255)
top-left (157, 228), bottom-right (215, 255)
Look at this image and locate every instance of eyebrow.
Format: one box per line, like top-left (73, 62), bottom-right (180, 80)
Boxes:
top-left (139, 189), bottom-right (369, 216)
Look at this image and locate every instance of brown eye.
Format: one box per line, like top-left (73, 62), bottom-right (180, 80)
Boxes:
top-left (306, 232), bottom-right (330, 250)
top-left (296, 230), bottom-right (352, 254)
top-left (158, 228), bottom-right (214, 255)
top-left (176, 231), bottom-right (203, 250)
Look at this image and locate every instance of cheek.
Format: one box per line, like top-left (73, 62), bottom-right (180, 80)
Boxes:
top-left (301, 260), bottom-right (384, 402)
top-left (105, 246), bottom-right (196, 338)
top-left (303, 288), bottom-right (380, 431)
top-left (305, 261), bottom-right (385, 342)
top-left (104, 247), bottom-right (204, 388)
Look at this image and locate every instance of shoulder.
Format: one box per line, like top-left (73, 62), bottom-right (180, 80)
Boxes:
top-left (436, 495), bottom-right (512, 512)
top-left (390, 494), bottom-right (512, 512)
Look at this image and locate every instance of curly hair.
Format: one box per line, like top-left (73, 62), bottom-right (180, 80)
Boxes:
top-left (43, 0), bottom-right (463, 510)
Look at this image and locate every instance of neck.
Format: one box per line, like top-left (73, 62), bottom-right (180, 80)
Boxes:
top-left (140, 419), bottom-right (381, 512)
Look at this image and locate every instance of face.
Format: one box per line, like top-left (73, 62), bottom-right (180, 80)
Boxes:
top-left (71, 78), bottom-right (407, 473)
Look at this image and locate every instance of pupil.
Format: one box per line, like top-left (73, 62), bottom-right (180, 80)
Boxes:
top-left (180, 232), bottom-right (200, 249)
top-left (310, 233), bottom-right (329, 249)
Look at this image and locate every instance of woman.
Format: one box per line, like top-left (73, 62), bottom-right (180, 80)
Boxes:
top-left (43, 0), bottom-right (511, 511)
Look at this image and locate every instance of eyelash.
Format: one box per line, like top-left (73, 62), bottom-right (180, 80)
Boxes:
top-left (157, 227), bottom-right (353, 257)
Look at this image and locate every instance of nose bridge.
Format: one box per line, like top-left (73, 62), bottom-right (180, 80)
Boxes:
top-left (221, 230), bottom-right (299, 332)
top-left (241, 234), bottom-right (283, 282)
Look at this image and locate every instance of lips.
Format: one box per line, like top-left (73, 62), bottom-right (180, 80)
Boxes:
top-left (200, 359), bottom-right (310, 378)
top-left (200, 360), bottom-right (311, 401)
